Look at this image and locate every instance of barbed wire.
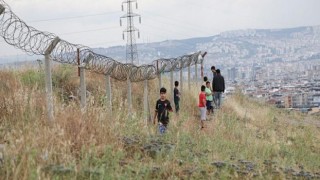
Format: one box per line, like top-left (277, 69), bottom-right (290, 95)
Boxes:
top-left (0, 1), bottom-right (204, 82)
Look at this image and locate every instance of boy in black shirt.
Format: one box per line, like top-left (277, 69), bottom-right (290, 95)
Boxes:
top-left (173, 81), bottom-right (180, 113)
top-left (153, 87), bottom-right (173, 134)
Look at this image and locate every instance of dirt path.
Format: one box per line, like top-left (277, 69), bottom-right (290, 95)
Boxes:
top-left (285, 117), bottom-right (320, 128)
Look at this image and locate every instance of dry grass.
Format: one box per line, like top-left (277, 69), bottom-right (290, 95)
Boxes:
top-left (0, 65), bottom-right (319, 179)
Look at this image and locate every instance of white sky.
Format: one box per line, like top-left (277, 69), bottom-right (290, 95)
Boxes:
top-left (1, 0), bottom-right (320, 60)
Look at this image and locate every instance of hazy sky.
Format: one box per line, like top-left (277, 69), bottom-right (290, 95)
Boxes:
top-left (1, 0), bottom-right (320, 60)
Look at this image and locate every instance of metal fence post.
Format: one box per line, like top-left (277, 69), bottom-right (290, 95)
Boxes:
top-left (106, 75), bottom-right (112, 115)
top-left (201, 61), bottom-right (204, 80)
top-left (44, 54), bottom-right (54, 122)
top-left (78, 49), bottom-right (86, 110)
top-left (195, 63), bottom-right (198, 88)
top-left (127, 72), bottom-right (132, 118)
top-left (44, 37), bottom-right (60, 124)
top-left (188, 65), bottom-right (191, 90)
top-left (80, 66), bottom-right (86, 109)
top-left (157, 60), bottom-right (162, 90)
top-left (170, 70), bottom-right (174, 101)
top-left (159, 73), bottom-right (162, 89)
top-left (143, 80), bottom-right (149, 125)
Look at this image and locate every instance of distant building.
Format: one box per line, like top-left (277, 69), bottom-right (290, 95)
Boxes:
top-left (284, 96), bottom-right (293, 108)
top-left (312, 94), bottom-right (320, 107)
top-left (294, 93), bottom-right (309, 108)
top-left (284, 93), bottom-right (310, 108)
top-left (227, 67), bottom-right (237, 82)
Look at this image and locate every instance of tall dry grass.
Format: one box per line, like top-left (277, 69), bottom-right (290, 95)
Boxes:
top-left (0, 65), bottom-right (319, 179)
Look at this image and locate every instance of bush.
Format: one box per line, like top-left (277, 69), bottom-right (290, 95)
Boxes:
top-left (52, 64), bottom-right (79, 102)
top-left (52, 64), bottom-right (75, 91)
top-left (20, 70), bottom-right (45, 88)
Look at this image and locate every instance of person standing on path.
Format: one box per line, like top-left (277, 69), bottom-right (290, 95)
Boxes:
top-left (211, 66), bottom-right (217, 108)
top-left (198, 85), bottom-right (207, 129)
top-left (154, 87), bottom-right (173, 134)
top-left (173, 81), bottom-right (180, 114)
top-left (212, 69), bottom-right (225, 109)
top-left (205, 81), bottom-right (214, 115)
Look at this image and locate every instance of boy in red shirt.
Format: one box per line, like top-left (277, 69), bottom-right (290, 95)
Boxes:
top-left (199, 85), bottom-right (207, 129)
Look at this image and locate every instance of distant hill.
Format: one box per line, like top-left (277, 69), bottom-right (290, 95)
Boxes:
top-left (2, 26), bottom-right (320, 68)
top-left (93, 25), bottom-right (320, 67)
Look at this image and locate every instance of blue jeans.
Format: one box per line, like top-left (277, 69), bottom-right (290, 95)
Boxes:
top-left (214, 92), bottom-right (223, 108)
top-left (158, 123), bottom-right (167, 134)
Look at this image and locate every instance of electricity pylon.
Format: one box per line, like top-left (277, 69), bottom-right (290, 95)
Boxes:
top-left (120, 0), bottom-right (141, 65)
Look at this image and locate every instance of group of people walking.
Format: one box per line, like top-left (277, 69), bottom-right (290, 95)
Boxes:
top-left (199, 66), bottom-right (225, 129)
top-left (153, 66), bottom-right (225, 134)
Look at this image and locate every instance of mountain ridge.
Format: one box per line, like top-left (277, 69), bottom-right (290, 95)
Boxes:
top-left (1, 25), bottom-right (319, 66)
top-left (93, 25), bottom-right (320, 66)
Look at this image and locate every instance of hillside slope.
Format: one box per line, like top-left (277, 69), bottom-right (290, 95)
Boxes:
top-left (0, 66), bottom-right (319, 179)
top-left (94, 26), bottom-right (320, 66)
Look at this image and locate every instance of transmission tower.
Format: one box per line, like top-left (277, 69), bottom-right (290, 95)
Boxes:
top-left (120, 0), bottom-right (141, 65)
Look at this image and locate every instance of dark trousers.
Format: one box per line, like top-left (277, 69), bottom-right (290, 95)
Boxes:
top-left (174, 99), bottom-right (180, 113)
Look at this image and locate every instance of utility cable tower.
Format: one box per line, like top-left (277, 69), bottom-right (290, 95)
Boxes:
top-left (120, 0), bottom-right (141, 65)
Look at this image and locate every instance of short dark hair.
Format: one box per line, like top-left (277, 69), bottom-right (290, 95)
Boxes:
top-left (174, 81), bottom-right (179, 86)
top-left (206, 81), bottom-right (210, 85)
top-left (216, 69), bottom-right (221, 74)
top-left (203, 76), bottom-right (208, 82)
top-left (211, 66), bottom-right (216, 70)
top-left (160, 87), bottom-right (167, 93)
top-left (201, 85), bottom-right (206, 91)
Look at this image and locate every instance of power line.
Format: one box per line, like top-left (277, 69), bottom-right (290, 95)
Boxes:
top-left (60, 26), bottom-right (120, 36)
top-left (28, 11), bottom-right (121, 23)
top-left (87, 40), bottom-right (124, 47)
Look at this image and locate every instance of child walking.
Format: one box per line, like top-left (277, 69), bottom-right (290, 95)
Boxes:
top-left (205, 81), bottom-right (214, 115)
top-left (173, 81), bottom-right (180, 114)
top-left (199, 85), bottom-right (207, 129)
top-left (153, 87), bottom-right (173, 134)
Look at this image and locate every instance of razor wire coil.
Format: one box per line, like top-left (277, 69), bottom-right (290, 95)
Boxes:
top-left (0, 1), bottom-right (204, 82)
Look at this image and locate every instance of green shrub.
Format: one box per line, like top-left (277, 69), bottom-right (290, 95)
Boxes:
top-left (20, 70), bottom-right (45, 88)
top-left (52, 64), bottom-right (75, 89)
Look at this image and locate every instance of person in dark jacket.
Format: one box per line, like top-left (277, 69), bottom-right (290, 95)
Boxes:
top-left (212, 69), bottom-right (225, 108)
top-left (211, 66), bottom-right (217, 108)
top-left (173, 81), bottom-right (180, 113)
